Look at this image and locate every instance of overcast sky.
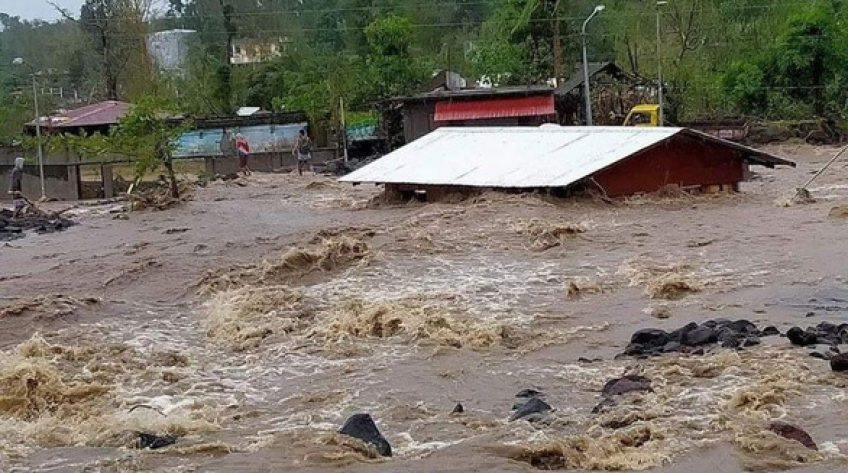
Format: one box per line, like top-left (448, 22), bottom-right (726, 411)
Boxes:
top-left (0, 0), bottom-right (84, 21)
top-left (0, 0), bottom-right (167, 21)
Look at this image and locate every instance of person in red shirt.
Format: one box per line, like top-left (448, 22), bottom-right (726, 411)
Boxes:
top-left (235, 133), bottom-right (252, 176)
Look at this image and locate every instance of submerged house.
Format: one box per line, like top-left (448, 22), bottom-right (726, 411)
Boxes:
top-left (339, 126), bottom-right (794, 200)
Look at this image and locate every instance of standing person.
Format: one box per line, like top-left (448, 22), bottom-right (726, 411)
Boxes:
top-left (293, 129), bottom-right (313, 176)
top-left (235, 132), bottom-right (252, 176)
top-left (8, 157), bottom-right (26, 217)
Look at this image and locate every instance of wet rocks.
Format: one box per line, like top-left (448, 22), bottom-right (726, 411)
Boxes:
top-left (830, 353), bottom-right (848, 371)
top-left (451, 403), bottom-right (464, 414)
top-left (510, 397), bottom-right (552, 422)
top-left (787, 322), bottom-right (848, 348)
top-left (787, 327), bottom-right (818, 346)
top-left (768, 422), bottom-right (818, 450)
top-left (682, 326), bottom-right (718, 346)
top-left (623, 319), bottom-right (768, 357)
top-left (0, 209), bottom-right (74, 241)
top-left (515, 389), bottom-right (543, 398)
top-left (601, 375), bottom-right (653, 397)
top-left (136, 432), bottom-right (177, 450)
top-left (338, 413), bottom-right (392, 457)
top-left (761, 326), bottom-right (780, 336)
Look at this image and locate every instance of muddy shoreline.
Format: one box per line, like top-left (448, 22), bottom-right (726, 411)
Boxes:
top-left (2, 144), bottom-right (848, 472)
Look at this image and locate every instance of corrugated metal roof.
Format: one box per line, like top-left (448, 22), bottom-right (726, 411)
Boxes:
top-left (434, 96), bottom-right (555, 122)
top-left (29, 101), bottom-right (132, 128)
top-left (339, 126), bottom-right (793, 188)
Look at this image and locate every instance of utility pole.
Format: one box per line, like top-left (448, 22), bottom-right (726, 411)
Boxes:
top-left (656, 1), bottom-right (668, 126)
top-left (581, 5), bottom-right (605, 126)
top-left (13, 58), bottom-right (47, 201)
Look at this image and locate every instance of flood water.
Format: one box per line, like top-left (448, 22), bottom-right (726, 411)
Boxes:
top-left (2, 143), bottom-right (848, 472)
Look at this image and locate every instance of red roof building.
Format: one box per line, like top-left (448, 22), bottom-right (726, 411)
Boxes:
top-left (26, 101), bottom-right (132, 135)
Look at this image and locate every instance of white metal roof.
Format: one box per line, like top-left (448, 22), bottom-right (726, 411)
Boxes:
top-left (340, 126), bottom-right (791, 188)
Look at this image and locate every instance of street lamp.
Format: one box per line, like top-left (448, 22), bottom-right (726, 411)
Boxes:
top-left (656, 1), bottom-right (668, 126)
top-left (12, 57), bottom-right (47, 201)
top-left (581, 5), bottom-right (605, 126)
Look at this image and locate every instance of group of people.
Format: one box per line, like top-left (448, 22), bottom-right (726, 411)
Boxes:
top-left (223, 128), bottom-right (314, 177)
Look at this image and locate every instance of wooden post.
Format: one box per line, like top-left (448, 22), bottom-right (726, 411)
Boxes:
top-left (101, 164), bottom-right (114, 198)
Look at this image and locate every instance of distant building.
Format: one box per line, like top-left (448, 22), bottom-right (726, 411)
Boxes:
top-left (147, 29), bottom-right (196, 74)
top-left (230, 38), bottom-right (288, 65)
top-left (26, 101), bottom-right (133, 136)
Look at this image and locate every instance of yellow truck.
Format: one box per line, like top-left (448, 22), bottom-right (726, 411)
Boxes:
top-left (622, 104), bottom-right (749, 142)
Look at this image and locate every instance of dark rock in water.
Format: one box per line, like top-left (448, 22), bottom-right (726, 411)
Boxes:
top-left (591, 397), bottom-right (616, 414)
top-left (451, 403), bottom-right (464, 414)
top-left (515, 389), bottom-right (543, 398)
top-left (768, 422), bottom-right (818, 450)
top-left (830, 353), bottom-right (848, 371)
top-left (720, 334), bottom-right (742, 349)
top-left (668, 322), bottom-right (699, 342)
top-left (787, 327), bottom-right (818, 347)
top-left (510, 397), bottom-right (552, 422)
top-left (830, 345), bottom-right (841, 354)
top-left (810, 351), bottom-right (829, 360)
top-left (601, 375), bottom-right (653, 397)
top-left (743, 336), bottom-right (761, 347)
top-left (630, 329), bottom-right (670, 347)
top-left (136, 432), bottom-right (177, 450)
top-left (682, 326), bottom-right (718, 346)
top-left (339, 413), bottom-right (392, 457)
top-left (760, 326), bottom-right (780, 337)
top-left (577, 357), bottom-right (602, 363)
top-left (806, 311), bottom-right (817, 318)
top-left (662, 341), bottom-right (682, 353)
top-left (726, 319), bottom-right (758, 335)
top-left (690, 348), bottom-right (705, 356)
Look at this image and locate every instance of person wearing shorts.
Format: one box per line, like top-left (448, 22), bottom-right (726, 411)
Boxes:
top-left (294, 129), bottom-right (313, 176)
top-left (235, 132), bottom-right (252, 176)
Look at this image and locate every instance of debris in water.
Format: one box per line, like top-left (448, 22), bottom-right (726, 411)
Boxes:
top-left (516, 218), bottom-right (587, 252)
top-left (768, 422), bottom-right (818, 451)
top-left (136, 432), bottom-right (178, 449)
top-left (829, 205), bottom-right (848, 218)
top-left (786, 322), bottom-right (848, 348)
top-left (0, 209), bottom-right (75, 241)
top-left (0, 295), bottom-right (99, 319)
top-left (622, 319), bottom-right (771, 357)
top-left (129, 180), bottom-right (194, 211)
top-left (566, 278), bottom-right (607, 300)
top-left (197, 233), bottom-right (371, 294)
top-left (338, 413), bottom-right (392, 457)
top-left (618, 259), bottom-right (703, 300)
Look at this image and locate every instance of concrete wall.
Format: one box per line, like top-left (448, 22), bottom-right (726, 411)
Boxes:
top-left (0, 164), bottom-right (80, 201)
top-left (204, 148), bottom-right (336, 175)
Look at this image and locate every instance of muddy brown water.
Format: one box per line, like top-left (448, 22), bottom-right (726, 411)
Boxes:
top-left (2, 145), bottom-right (848, 472)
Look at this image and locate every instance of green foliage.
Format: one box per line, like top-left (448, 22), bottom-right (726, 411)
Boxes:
top-left (721, 62), bottom-right (766, 114)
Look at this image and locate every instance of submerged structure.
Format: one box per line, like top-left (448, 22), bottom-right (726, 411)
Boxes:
top-left (340, 126), bottom-right (795, 200)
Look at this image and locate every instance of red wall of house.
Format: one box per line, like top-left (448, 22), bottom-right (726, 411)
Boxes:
top-left (592, 134), bottom-right (747, 196)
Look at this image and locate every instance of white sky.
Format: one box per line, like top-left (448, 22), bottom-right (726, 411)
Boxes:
top-left (0, 0), bottom-right (84, 21)
top-left (0, 0), bottom-right (167, 22)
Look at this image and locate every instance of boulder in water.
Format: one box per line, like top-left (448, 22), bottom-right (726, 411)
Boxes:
top-left (768, 422), bottom-right (818, 450)
top-left (682, 326), bottom-right (718, 346)
top-left (136, 432), bottom-right (177, 450)
top-left (510, 397), bottom-right (552, 422)
top-left (451, 403), bottom-right (464, 414)
top-left (787, 327), bottom-right (818, 347)
top-left (830, 353), bottom-right (848, 371)
top-left (515, 389), bottom-right (543, 398)
top-left (601, 375), bottom-right (653, 397)
top-left (338, 413), bottom-right (392, 457)
top-left (760, 326), bottom-right (780, 337)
